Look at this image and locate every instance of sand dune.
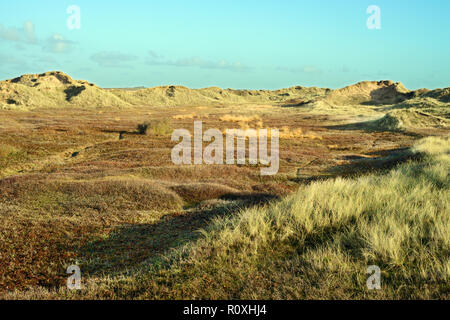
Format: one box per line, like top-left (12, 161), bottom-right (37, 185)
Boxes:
top-left (1, 71), bottom-right (449, 131)
top-left (2, 71), bottom-right (447, 110)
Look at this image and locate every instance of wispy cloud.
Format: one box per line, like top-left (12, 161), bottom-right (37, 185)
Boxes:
top-left (33, 55), bottom-right (59, 65)
top-left (0, 21), bottom-right (37, 44)
top-left (42, 34), bottom-right (75, 54)
top-left (0, 54), bottom-right (28, 67)
top-left (90, 51), bottom-right (138, 67)
top-left (148, 50), bottom-right (163, 59)
top-left (340, 65), bottom-right (351, 73)
top-left (23, 21), bottom-right (37, 44)
top-left (276, 65), bottom-right (322, 74)
top-left (146, 52), bottom-right (251, 72)
top-left (0, 21), bottom-right (76, 55)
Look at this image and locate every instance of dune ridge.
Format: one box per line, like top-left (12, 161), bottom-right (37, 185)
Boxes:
top-left (1, 72), bottom-right (449, 132)
top-left (2, 71), bottom-right (449, 110)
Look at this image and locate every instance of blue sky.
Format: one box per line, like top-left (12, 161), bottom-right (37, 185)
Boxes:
top-left (1, 0), bottom-right (449, 89)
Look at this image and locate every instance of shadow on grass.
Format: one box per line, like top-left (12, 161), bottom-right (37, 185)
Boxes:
top-left (325, 120), bottom-right (378, 131)
top-left (101, 129), bottom-right (140, 139)
top-left (327, 148), bottom-right (422, 179)
top-left (290, 147), bottom-right (422, 184)
top-left (325, 120), bottom-right (423, 138)
top-left (78, 192), bottom-right (279, 276)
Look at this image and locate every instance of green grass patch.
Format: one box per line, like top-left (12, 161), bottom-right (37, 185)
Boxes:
top-left (0, 144), bottom-right (27, 169)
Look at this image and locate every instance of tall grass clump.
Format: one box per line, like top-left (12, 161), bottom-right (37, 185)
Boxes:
top-left (0, 144), bottom-right (27, 170)
top-left (128, 135), bottom-right (449, 300)
top-left (136, 122), bottom-right (149, 135)
top-left (137, 119), bottom-right (173, 136)
top-left (0, 145), bottom-right (19, 158)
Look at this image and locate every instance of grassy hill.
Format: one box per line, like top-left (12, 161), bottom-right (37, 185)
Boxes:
top-left (0, 71), bottom-right (330, 109)
top-left (0, 72), bottom-right (131, 109)
top-left (370, 109), bottom-right (449, 131)
top-left (2, 72), bottom-right (449, 115)
top-left (1, 72), bottom-right (449, 133)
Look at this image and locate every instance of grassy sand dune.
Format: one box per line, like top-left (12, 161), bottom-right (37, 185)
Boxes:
top-left (3, 72), bottom-right (448, 118)
top-left (0, 71), bottom-right (329, 109)
top-left (370, 109), bottom-right (449, 131)
top-left (0, 71), bottom-right (131, 109)
top-left (324, 80), bottom-right (410, 106)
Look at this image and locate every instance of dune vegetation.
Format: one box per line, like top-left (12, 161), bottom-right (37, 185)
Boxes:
top-left (3, 136), bottom-right (448, 300)
top-left (370, 109), bottom-right (449, 132)
top-left (0, 72), bottom-right (449, 300)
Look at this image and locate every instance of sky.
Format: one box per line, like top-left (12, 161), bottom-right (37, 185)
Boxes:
top-left (1, 0), bottom-right (449, 90)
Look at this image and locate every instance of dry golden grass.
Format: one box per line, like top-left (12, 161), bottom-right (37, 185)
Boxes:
top-left (219, 114), bottom-right (262, 123)
top-left (137, 119), bottom-right (173, 136)
top-left (170, 183), bottom-right (239, 203)
top-left (172, 114), bottom-right (195, 120)
top-left (0, 145), bottom-right (18, 157)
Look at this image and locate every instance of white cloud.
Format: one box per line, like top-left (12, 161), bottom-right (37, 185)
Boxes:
top-left (91, 51), bottom-right (138, 67)
top-left (148, 50), bottom-right (163, 59)
top-left (146, 51), bottom-right (251, 72)
top-left (23, 21), bottom-right (37, 44)
top-left (0, 54), bottom-right (27, 66)
top-left (277, 65), bottom-right (322, 74)
top-left (0, 21), bottom-right (37, 44)
top-left (0, 21), bottom-right (74, 55)
top-left (0, 25), bottom-right (20, 41)
top-left (43, 34), bottom-right (74, 53)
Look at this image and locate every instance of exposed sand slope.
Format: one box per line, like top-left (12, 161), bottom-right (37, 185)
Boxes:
top-left (324, 80), bottom-right (411, 105)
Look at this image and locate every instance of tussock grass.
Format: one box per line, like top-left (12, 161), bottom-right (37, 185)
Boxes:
top-left (222, 126), bottom-right (322, 140)
top-left (150, 136), bottom-right (448, 298)
top-left (123, 135), bottom-right (447, 299)
top-left (219, 114), bottom-right (262, 123)
top-left (0, 145), bottom-right (27, 170)
top-left (0, 145), bottom-right (20, 158)
top-left (136, 123), bottom-right (149, 135)
top-left (173, 114), bottom-right (195, 120)
top-left (137, 119), bottom-right (173, 136)
top-left (278, 126), bottom-right (323, 140)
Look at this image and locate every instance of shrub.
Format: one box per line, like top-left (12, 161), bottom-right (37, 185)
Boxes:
top-left (0, 145), bottom-right (19, 158)
top-left (137, 122), bottom-right (149, 135)
top-left (137, 119), bottom-right (173, 136)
